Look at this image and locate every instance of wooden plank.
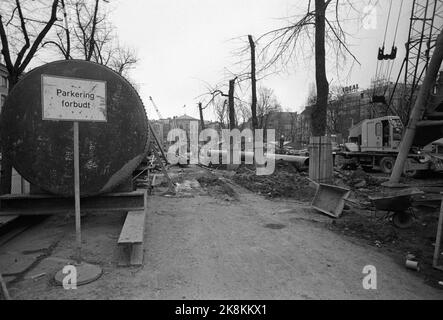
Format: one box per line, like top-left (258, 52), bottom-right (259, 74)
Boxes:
top-left (118, 210), bottom-right (146, 244)
top-left (130, 243), bottom-right (144, 266)
top-left (117, 193), bottom-right (147, 266)
top-left (117, 242), bottom-right (144, 267)
top-left (117, 244), bottom-right (131, 267)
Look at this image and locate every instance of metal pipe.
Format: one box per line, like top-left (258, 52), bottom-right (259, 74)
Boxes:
top-left (207, 150), bottom-right (309, 166)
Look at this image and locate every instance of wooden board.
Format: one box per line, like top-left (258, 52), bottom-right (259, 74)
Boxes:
top-left (118, 210), bottom-right (146, 244)
top-left (117, 206), bottom-right (147, 266)
top-left (130, 243), bottom-right (144, 266)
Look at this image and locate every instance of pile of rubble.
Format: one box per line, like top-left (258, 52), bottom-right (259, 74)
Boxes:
top-left (334, 167), bottom-right (385, 191)
top-left (197, 174), bottom-right (238, 200)
top-left (232, 162), bottom-right (315, 201)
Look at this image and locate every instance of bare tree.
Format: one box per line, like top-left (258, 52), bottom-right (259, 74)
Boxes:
top-left (43, 0), bottom-right (138, 77)
top-left (326, 85), bottom-right (345, 134)
top-left (228, 78), bottom-right (236, 129)
top-left (246, 1), bottom-right (375, 135)
top-left (197, 102), bottom-right (205, 130)
top-left (288, 111), bottom-right (299, 142)
top-left (41, 0), bottom-right (71, 59)
top-left (110, 46), bottom-right (138, 77)
top-left (71, 0), bottom-right (100, 61)
top-left (306, 82), bottom-right (317, 106)
top-left (212, 97), bottom-right (228, 129)
top-left (256, 87), bottom-right (282, 129)
top-left (0, 0), bottom-right (60, 195)
top-left (198, 77), bottom-right (245, 129)
top-left (248, 35), bottom-right (258, 131)
top-left (237, 101), bottom-right (251, 128)
top-left (312, 0), bottom-right (329, 136)
top-left (0, 0), bottom-right (60, 88)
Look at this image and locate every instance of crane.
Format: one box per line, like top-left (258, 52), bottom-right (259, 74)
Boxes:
top-left (149, 96), bottom-right (163, 119)
top-left (386, 0), bottom-right (443, 123)
top-left (146, 96), bottom-right (170, 166)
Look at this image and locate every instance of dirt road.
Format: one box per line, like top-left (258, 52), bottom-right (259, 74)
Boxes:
top-left (2, 166), bottom-right (442, 299)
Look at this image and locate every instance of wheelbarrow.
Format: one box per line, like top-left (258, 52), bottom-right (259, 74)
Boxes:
top-left (368, 188), bottom-right (424, 229)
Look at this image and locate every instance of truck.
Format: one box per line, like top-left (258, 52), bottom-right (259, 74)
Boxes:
top-left (337, 115), bottom-right (434, 177)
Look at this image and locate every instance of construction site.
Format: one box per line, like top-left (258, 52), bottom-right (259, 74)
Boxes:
top-left (0, 0), bottom-right (443, 303)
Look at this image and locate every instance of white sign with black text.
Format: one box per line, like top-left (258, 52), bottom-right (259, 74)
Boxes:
top-left (41, 75), bottom-right (107, 122)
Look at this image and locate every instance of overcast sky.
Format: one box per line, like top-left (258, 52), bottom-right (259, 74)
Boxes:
top-left (108, 0), bottom-right (413, 121)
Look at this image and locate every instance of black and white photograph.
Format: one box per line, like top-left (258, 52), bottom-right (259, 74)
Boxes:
top-left (0, 0), bottom-right (442, 306)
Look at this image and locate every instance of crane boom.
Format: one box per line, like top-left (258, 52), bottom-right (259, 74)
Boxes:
top-left (149, 96), bottom-right (163, 119)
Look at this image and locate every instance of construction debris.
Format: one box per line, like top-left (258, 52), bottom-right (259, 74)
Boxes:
top-left (311, 183), bottom-right (351, 218)
top-left (232, 162), bottom-right (315, 201)
top-left (406, 259), bottom-right (421, 271)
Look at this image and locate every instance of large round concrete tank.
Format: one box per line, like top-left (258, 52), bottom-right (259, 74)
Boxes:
top-left (0, 60), bottom-right (148, 197)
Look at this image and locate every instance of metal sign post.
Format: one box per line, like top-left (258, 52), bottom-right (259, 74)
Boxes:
top-left (73, 121), bottom-right (81, 263)
top-left (41, 75), bottom-right (107, 285)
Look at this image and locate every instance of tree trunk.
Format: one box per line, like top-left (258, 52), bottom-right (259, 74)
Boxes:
top-left (309, 0), bottom-right (332, 184)
top-left (312, 0), bottom-right (328, 136)
top-left (198, 102), bottom-right (205, 130)
top-left (86, 0), bottom-right (100, 61)
top-left (61, 0), bottom-right (71, 59)
top-left (228, 79), bottom-right (236, 129)
top-left (248, 35), bottom-right (258, 131)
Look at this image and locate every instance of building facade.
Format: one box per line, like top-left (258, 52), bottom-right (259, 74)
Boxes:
top-left (0, 63), bottom-right (9, 113)
top-left (151, 114), bottom-right (201, 148)
top-left (294, 82), bottom-right (409, 146)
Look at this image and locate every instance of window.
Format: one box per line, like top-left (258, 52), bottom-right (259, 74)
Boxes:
top-left (1, 76), bottom-right (7, 88)
top-left (375, 122), bottom-right (382, 136)
top-left (1, 95), bottom-right (6, 112)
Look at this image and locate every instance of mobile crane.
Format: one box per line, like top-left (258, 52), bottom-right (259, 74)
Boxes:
top-left (338, 0), bottom-right (443, 177)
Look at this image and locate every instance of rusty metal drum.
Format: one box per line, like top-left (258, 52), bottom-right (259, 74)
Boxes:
top-left (0, 60), bottom-right (148, 196)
